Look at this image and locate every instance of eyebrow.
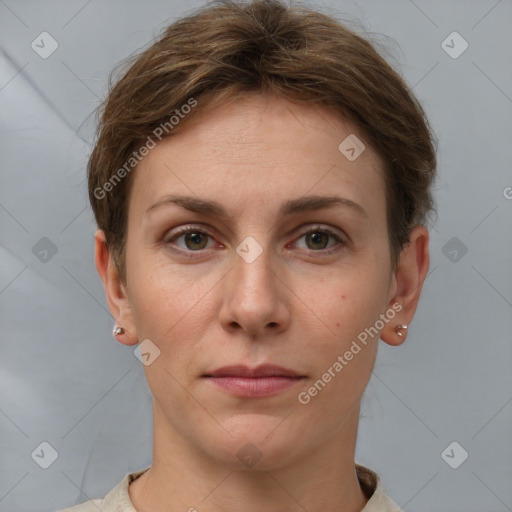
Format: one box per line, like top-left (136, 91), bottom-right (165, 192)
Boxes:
top-left (146, 194), bottom-right (368, 219)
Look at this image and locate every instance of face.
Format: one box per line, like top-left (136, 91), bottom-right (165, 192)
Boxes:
top-left (117, 93), bottom-right (399, 470)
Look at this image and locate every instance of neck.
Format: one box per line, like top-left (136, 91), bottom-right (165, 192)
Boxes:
top-left (129, 404), bottom-right (368, 512)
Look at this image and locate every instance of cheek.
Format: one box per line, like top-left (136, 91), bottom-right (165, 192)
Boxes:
top-left (127, 255), bottom-right (217, 361)
top-left (294, 269), bottom-right (384, 406)
top-left (296, 261), bottom-right (389, 336)
top-left (294, 262), bottom-right (389, 385)
top-left (127, 250), bottom-right (192, 325)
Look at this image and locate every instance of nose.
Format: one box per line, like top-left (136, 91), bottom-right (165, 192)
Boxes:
top-left (218, 237), bottom-right (291, 339)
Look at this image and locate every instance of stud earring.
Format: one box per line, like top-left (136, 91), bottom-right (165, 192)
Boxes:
top-left (395, 324), bottom-right (408, 337)
top-left (113, 326), bottom-right (125, 336)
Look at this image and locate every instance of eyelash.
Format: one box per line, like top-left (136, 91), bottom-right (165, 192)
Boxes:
top-left (163, 224), bottom-right (346, 259)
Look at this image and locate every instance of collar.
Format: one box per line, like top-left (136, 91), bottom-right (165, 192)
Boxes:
top-left (101, 463), bottom-right (401, 512)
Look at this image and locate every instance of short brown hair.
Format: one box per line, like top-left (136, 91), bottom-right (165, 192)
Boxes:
top-left (88, 0), bottom-right (437, 283)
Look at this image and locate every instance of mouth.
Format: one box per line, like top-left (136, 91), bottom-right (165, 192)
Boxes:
top-left (202, 364), bottom-right (306, 398)
top-left (203, 364), bottom-right (305, 378)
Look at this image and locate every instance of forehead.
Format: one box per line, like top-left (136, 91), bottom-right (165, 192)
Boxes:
top-left (129, 93), bottom-right (386, 225)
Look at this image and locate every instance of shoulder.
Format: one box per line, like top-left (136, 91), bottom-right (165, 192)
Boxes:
top-left (57, 467), bottom-right (150, 512)
top-left (356, 463), bottom-right (402, 512)
top-left (58, 498), bottom-right (105, 512)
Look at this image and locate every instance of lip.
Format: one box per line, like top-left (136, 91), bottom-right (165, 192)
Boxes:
top-left (202, 364), bottom-right (306, 398)
top-left (203, 364), bottom-right (303, 378)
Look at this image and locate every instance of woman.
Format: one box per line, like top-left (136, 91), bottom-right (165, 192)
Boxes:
top-left (61, 0), bottom-right (436, 510)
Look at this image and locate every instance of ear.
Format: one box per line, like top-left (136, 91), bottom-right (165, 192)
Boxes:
top-left (380, 225), bottom-right (430, 347)
top-left (94, 229), bottom-right (138, 346)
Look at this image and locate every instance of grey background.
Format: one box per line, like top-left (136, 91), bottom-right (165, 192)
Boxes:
top-left (1, 0), bottom-right (511, 511)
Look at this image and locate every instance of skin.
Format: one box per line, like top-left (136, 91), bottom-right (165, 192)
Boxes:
top-left (95, 92), bottom-right (429, 512)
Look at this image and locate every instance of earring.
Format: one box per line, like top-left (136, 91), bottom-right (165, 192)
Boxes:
top-left (113, 326), bottom-right (125, 336)
top-left (395, 324), bottom-right (408, 337)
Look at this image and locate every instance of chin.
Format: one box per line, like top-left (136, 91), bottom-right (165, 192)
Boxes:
top-left (201, 415), bottom-right (305, 471)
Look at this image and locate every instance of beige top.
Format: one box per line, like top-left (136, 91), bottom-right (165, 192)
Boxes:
top-left (59, 464), bottom-right (402, 512)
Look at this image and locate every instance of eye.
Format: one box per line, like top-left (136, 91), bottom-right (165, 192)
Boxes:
top-left (291, 226), bottom-right (346, 256)
top-left (163, 224), bottom-right (346, 258)
top-left (164, 225), bottom-right (217, 257)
